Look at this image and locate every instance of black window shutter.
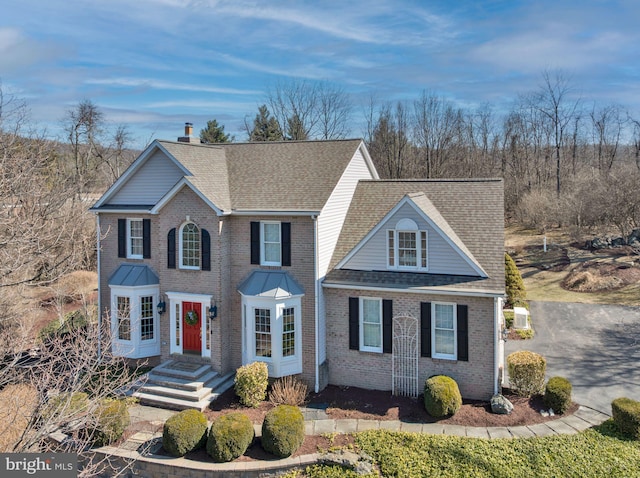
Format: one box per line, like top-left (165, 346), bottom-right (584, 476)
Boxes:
top-left (142, 219), bottom-right (151, 259)
top-left (117, 219), bottom-right (126, 258)
top-left (457, 305), bottom-right (469, 362)
top-left (250, 221), bottom-right (260, 264)
top-left (382, 299), bottom-right (393, 353)
top-left (420, 302), bottom-right (432, 357)
top-left (167, 228), bottom-right (176, 269)
top-left (201, 229), bottom-right (211, 271)
top-left (348, 297), bottom-right (359, 350)
top-left (281, 222), bottom-right (291, 266)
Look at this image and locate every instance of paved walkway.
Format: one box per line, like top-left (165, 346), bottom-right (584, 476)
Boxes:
top-left (128, 403), bottom-right (610, 441)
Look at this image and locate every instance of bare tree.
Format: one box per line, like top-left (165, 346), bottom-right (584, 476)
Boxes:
top-left (367, 101), bottom-right (415, 179)
top-left (266, 79), bottom-right (352, 140)
top-left (528, 70), bottom-right (581, 195)
top-left (590, 104), bottom-right (624, 173)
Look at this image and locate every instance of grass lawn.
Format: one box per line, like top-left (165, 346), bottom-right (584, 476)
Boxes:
top-left (295, 421), bottom-right (640, 478)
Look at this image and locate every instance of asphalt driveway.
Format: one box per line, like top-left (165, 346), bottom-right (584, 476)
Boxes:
top-left (504, 301), bottom-right (640, 415)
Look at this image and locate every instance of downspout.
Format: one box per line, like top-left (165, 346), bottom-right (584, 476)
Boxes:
top-left (493, 296), bottom-right (502, 395)
top-left (96, 213), bottom-right (102, 359)
top-left (313, 215), bottom-right (319, 393)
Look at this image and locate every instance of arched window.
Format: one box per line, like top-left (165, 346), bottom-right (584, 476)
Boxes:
top-left (180, 222), bottom-right (200, 269)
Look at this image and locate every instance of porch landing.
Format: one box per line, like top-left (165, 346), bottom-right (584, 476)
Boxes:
top-left (134, 360), bottom-right (235, 412)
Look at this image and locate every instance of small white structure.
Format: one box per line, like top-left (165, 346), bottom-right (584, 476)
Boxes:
top-left (513, 306), bottom-right (530, 330)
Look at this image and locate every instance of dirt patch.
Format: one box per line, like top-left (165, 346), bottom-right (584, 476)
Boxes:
top-left (562, 261), bottom-right (640, 292)
top-left (512, 245), bottom-right (571, 272)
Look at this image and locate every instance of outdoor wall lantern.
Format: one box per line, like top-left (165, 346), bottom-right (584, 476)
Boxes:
top-left (157, 300), bottom-right (166, 315)
top-left (208, 302), bottom-right (218, 320)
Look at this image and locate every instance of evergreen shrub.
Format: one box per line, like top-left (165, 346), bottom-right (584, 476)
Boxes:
top-left (507, 351), bottom-right (546, 397)
top-left (423, 375), bottom-right (462, 417)
top-left (162, 409), bottom-right (208, 457)
top-left (261, 405), bottom-right (304, 457)
top-left (234, 361), bottom-right (269, 407)
top-left (206, 412), bottom-right (254, 462)
top-left (543, 376), bottom-right (572, 414)
top-left (505, 253), bottom-right (527, 308)
top-left (611, 397), bottom-right (640, 439)
top-left (93, 399), bottom-right (130, 446)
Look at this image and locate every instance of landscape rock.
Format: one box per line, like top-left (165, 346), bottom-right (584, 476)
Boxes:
top-left (320, 450), bottom-right (374, 475)
top-left (490, 394), bottom-right (514, 415)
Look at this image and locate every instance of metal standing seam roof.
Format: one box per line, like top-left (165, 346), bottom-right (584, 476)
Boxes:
top-left (237, 270), bottom-right (304, 299)
top-left (108, 264), bottom-right (160, 287)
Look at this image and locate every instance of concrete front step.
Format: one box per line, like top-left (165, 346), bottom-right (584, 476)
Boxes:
top-left (134, 361), bottom-right (235, 412)
top-left (146, 370), bottom-right (219, 392)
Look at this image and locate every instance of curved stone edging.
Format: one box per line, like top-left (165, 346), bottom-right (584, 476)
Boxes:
top-left (91, 405), bottom-right (610, 477)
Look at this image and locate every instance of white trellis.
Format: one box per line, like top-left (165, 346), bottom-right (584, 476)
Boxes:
top-left (392, 315), bottom-right (419, 397)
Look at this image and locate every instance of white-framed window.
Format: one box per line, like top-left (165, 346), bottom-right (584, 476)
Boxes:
top-left (360, 297), bottom-right (382, 353)
top-left (140, 295), bottom-right (154, 341)
top-left (179, 222), bottom-right (200, 269)
top-left (432, 302), bottom-right (457, 360)
top-left (127, 219), bottom-right (143, 259)
top-left (254, 308), bottom-right (272, 358)
top-left (261, 221), bottom-right (281, 266)
top-left (282, 307), bottom-right (295, 357)
top-left (116, 296), bottom-right (131, 341)
top-left (387, 218), bottom-right (427, 270)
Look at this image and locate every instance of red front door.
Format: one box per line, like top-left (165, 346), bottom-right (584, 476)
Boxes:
top-left (182, 302), bottom-right (201, 354)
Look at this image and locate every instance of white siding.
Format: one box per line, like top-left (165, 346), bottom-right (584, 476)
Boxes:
top-left (316, 147), bottom-right (374, 364)
top-left (343, 203), bottom-right (479, 276)
top-left (317, 149), bottom-right (373, 277)
top-left (109, 151), bottom-right (185, 205)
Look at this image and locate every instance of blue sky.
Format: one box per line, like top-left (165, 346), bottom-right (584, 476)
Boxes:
top-left (2, 0), bottom-right (639, 147)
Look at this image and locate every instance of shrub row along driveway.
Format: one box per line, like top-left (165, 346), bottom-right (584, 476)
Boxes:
top-left (505, 301), bottom-right (640, 415)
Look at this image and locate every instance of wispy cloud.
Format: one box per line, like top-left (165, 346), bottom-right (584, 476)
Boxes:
top-left (85, 77), bottom-right (260, 96)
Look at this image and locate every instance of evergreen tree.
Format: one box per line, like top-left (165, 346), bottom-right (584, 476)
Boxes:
top-left (249, 105), bottom-right (283, 141)
top-left (200, 119), bottom-right (233, 143)
top-left (505, 253), bottom-right (527, 308)
top-left (285, 113), bottom-right (308, 140)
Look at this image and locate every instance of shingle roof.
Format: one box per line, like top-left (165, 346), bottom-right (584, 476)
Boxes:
top-left (158, 139), bottom-right (365, 212)
top-left (327, 179), bottom-right (505, 294)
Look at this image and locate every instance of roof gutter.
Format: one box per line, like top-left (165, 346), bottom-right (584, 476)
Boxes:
top-left (231, 209), bottom-right (321, 217)
top-left (322, 282), bottom-right (505, 298)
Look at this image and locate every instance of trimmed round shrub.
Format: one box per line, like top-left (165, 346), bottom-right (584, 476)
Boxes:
top-left (93, 399), bottom-right (130, 446)
top-left (206, 412), bottom-right (254, 462)
top-left (507, 350), bottom-right (546, 397)
top-left (423, 375), bottom-right (462, 418)
top-left (611, 397), bottom-right (640, 440)
top-left (261, 405), bottom-right (304, 457)
top-left (234, 361), bottom-right (269, 408)
top-left (162, 409), bottom-right (208, 457)
top-left (543, 376), bottom-right (572, 414)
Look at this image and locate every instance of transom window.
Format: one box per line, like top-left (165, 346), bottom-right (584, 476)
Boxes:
top-left (140, 296), bottom-right (154, 341)
top-left (180, 222), bottom-right (200, 269)
top-left (387, 219), bottom-right (427, 270)
top-left (433, 302), bottom-right (456, 360)
top-left (116, 296), bottom-right (131, 341)
top-left (127, 219), bottom-right (143, 259)
top-left (360, 297), bottom-right (382, 353)
top-left (261, 222), bottom-right (281, 265)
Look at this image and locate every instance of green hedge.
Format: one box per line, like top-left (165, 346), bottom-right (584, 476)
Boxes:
top-left (162, 409), bottom-right (208, 457)
top-left (612, 397), bottom-right (640, 440)
top-left (423, 375), bottom-right (462, 418)
top-left (206, 412), bottom-right (254, 462)
top-left (261, 405), bottom-right (304, 457)
top-left (543, 377), bottom-right (572, 414)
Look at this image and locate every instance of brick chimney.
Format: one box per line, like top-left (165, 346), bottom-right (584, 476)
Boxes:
top-left (177, 122), bottom-right (200, 143)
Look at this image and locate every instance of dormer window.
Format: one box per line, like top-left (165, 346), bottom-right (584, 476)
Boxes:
top-left (387, 218), bottom-right (427, 270)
